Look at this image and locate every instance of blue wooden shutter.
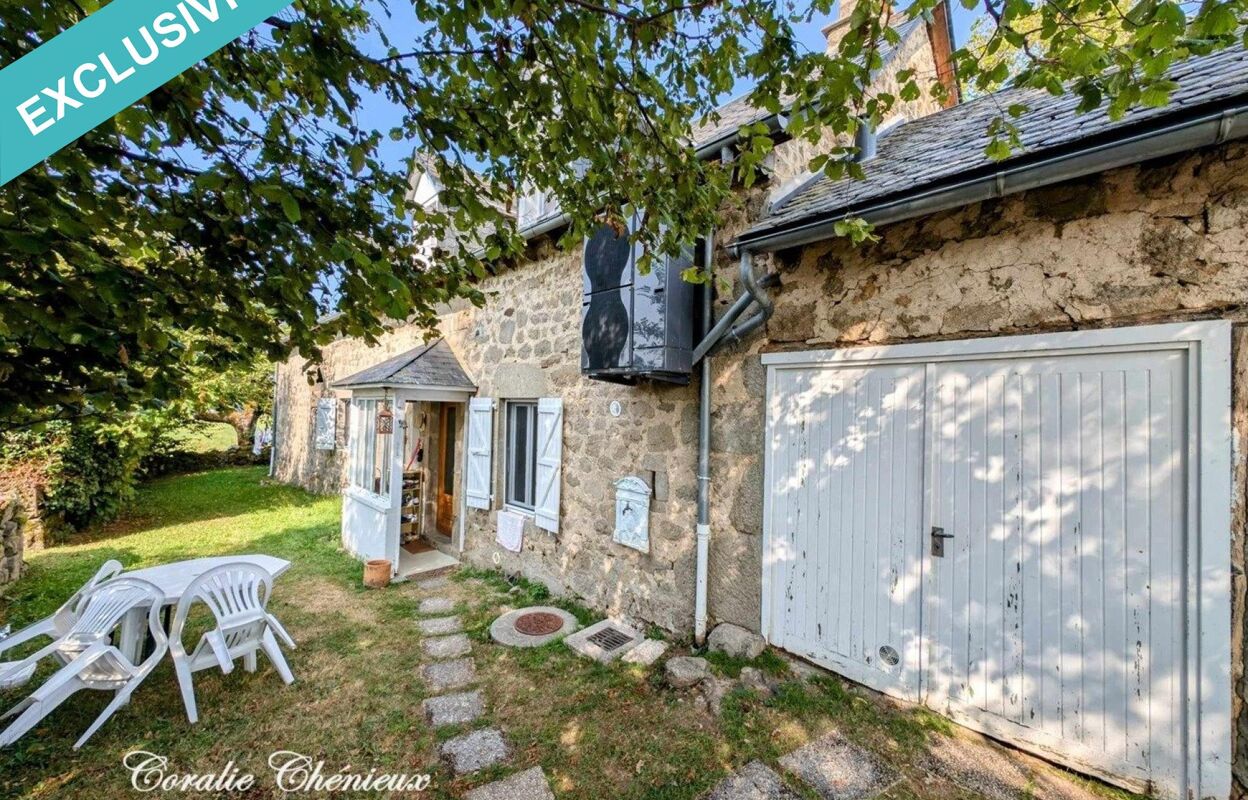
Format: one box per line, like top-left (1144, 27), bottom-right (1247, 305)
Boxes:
top-left (466, 398), bottom-right (495, 510)
top-left (534, 398), bottom-right (563, 533)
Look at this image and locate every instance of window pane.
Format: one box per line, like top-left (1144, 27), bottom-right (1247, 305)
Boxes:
top-left (506, 402), bottom-right (538, 509)
top-left (513, 405), bottom-right (529, 505)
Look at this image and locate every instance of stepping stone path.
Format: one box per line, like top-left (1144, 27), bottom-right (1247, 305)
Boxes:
top-left (422, 633), bottom-right (472, 659)
top-left (418, 615), bottom-right (462, 635)
top-left (422, 691), bottom-right (483, 727)
top-left (415, 582), bottom-right (556, 797)
top-left (464, 766), bottom-right (556, 800)
top-left (419, 597), bottom-right (455, 614)
top-left (441, 728), bottom-right (509, 775)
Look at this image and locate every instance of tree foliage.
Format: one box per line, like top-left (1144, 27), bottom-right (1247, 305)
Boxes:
top-left (2, 0), bottom-right (1245, 429)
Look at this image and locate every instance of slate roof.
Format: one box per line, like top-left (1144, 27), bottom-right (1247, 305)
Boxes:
top-left (333, 339), bottom-right (476, 390)
top-left (743, 45), bottom-right (1248, 238)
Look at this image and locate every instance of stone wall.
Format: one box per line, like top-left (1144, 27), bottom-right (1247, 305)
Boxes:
top-left (0, 470), bottom-right (51, 552)
top-left (0, 495), bottom-right (25, 587)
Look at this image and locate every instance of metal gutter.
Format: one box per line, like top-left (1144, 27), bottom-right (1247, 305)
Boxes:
top-left (733, 102), bottom-right (1248, 254)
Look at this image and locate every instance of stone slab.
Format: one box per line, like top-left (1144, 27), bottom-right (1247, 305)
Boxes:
top-left (418, 615), bottom-right (463, 635)
top-left (621, 638), bottom-right (668, 666)
top-left (464, 766), bottom-right (556, 800)
top-left (440, 727), bottom-right (509, 775)
top-left (416, 575), bottom-right (450, 590)
top-left (778, 732), bottom-right (897, 800)
top-left (419, 597), bottom-right (456, 614)
top-left (563, 618), bottom-right (643, 663)
top-left (705, 761), bottom-right (802, 800)
top-left (665, 656), bottom-right (709, 688)
top-left (421, 691), bottom-right (484, 727)
top-left (423, 633), bottom-right (472, 660)
top-left (490, 606), bottom-right (578, 648)
top-left (422, 658), bottom-right (477, 692)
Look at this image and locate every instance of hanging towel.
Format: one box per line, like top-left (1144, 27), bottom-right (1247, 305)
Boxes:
top-left (496, 510), bottom-right (525, 553)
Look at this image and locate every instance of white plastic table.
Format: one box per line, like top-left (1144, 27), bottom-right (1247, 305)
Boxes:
top-left (116, 555), bottom-right (292, 662)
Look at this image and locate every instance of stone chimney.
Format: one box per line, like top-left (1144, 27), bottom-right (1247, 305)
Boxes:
top-left (822, 0), bottom-right (863, 52)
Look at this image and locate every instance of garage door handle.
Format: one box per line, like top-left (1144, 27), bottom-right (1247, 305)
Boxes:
top-left (931, 527), bottom-right (953, 557)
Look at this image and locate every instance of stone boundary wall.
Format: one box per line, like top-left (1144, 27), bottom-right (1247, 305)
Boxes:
top-left (0, 495), bottom-right (24, 587)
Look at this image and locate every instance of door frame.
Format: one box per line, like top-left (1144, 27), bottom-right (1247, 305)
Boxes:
top-left (760, 321), bottom-right (1232, 800)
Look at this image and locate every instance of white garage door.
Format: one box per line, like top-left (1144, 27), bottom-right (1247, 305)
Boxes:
top-left (761, 323), bottom-right (1232, 800)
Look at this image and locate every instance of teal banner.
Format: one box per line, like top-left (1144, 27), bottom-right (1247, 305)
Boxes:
top-left (0, 0), bottom-right (294, 185)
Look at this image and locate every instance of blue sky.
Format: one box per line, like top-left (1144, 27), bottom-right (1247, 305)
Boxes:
top-left (359, 2), bottom-right (985, 175)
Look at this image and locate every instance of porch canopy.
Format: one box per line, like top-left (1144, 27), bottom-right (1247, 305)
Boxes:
top-left (331, 338), bottom-right (476, 401)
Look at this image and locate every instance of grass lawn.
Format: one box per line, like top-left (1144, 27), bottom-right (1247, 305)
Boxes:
top-left (0, 468), bottom-right (1143, 800)
top-left (166, 422), bottom-right (240, 454)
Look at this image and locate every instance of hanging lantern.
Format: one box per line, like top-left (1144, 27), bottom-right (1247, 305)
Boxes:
top-left (376, 403), bottom-right (394, 435)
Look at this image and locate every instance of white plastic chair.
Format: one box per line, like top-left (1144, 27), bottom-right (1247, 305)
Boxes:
top-left (0, 560), bottom-right (124, 689)
top-left (169, 562), bottom-right (295, 724)
top-left (0, 577), bottom-right (166, 749)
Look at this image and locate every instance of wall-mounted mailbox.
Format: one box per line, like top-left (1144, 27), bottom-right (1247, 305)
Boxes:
top-left (612, 475), bottom-right (651, 553)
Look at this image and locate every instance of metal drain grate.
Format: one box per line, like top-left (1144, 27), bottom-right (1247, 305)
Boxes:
top-left (586, 626), bottom-right (634, 652)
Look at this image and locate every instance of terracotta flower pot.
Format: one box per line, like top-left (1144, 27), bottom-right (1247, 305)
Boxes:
top-left (363, 559), bottom-right (391, 589)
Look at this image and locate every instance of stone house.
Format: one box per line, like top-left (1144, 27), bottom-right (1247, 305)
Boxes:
top-left (271, 8), bottom-right (1248, 797)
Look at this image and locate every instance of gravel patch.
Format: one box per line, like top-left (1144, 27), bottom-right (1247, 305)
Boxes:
top-left (923, 733), bottom-right (1099, 800)
top-left (440, 728), bottom-right (509, 775)
top-left (778, 732), bottom-right (898, 799)
top-left (705, 760), bottom-right (803, 800)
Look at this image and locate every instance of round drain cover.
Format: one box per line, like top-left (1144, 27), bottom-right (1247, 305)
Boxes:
top-left (514, 611), bottom-right (565, 636)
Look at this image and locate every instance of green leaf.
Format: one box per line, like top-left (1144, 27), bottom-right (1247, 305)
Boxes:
top-left (280, 194), bottom-right (301, 223)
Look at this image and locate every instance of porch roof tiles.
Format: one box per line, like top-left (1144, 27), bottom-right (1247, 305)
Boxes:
top-left (333, 339), bottom-right (476, 391)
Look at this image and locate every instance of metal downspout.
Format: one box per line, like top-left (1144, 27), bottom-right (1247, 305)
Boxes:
top-left (694, 246), bottom-right (713, 644)
top-left (693, 246), bottom-right (774, 645)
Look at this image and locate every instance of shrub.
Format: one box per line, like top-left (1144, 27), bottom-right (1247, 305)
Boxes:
top-left (1, 409), bottom-right (187, 533)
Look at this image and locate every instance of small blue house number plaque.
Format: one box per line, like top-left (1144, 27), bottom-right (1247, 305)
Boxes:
top-left (612, 476), bottom-right (651, 553)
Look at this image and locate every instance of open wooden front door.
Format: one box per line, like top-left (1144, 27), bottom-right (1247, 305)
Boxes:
top-left (435, 404), bottom-right (457, 535)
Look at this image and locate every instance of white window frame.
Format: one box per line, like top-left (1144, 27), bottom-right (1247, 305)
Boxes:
top-left (503, 400), bottom-right (539, 513)
top-left (347, 397), bottom-right (392, 501)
